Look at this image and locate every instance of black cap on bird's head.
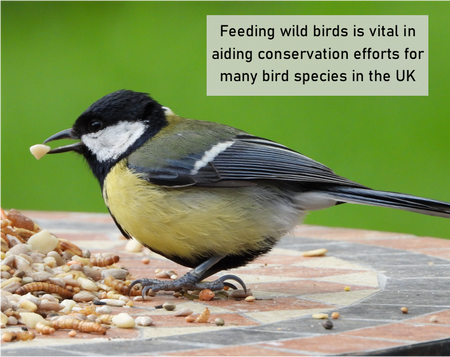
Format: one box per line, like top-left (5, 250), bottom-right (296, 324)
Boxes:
top-left (76, 89), bottom-right (166, 131)
top-left (44, 90), bottom-right (167, 158)
top-left (43, 89), bottom-right (168, 182)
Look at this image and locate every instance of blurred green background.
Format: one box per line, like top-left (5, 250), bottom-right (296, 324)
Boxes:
top-left (2, 1), bottom-right (449, 239)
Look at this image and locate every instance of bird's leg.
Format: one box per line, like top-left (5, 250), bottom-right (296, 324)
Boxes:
top-left (128, 256), bottom-right (247, 297)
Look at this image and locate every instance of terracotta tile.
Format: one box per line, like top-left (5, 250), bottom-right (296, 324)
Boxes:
top-left (112, 305), bottom-right (156, 316)
top-left (20, 211), bottom-right (84, 220)
top-left (118, 251), bottom-right (189, 270)
top-left (144, 313), bottom-right (259, 328)
top-left (117, 253), bottom-right (194, 272)
top-left (236, 265), bottom-right (366, 279)
top-left (293, 225), bottom-right (411, 241)
top-left (75, 216), bottom-right (115, 224)
top-left (254, 280), bottom-right (377, 296)
top-left (167, 345), bottom-right (303, 356)
top-left (251, 255), bottom-right (310, 266)
top-left (363, 237), bottom-right (450, 250)
top-left (203, 296), bottom-right (334, 313)
top-left (344, 322), bottom-right (450, 342)
top-left (405, 310), bottom-right (450, 325)
top-left (123, 260), bottom-right (192, 280)
top-left (414, 248), bottom-right (450, 259)
top-left (21, 210), bottom-right (115, 224)
top-left (132, 293), bottom-right (334, 315)
top-left (94, 326), bottom-right (141, 339)
top-left (263, 334), bottom-right (404, 354)
top-left (128, 296), bottom-right (184, 310)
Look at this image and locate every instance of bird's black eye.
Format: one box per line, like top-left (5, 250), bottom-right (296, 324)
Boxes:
top-left (89, 120), bottom-right (103, 133)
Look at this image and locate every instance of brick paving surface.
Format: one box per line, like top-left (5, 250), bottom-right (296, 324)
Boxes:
top-left (2, 211), bottom-right (450, 356)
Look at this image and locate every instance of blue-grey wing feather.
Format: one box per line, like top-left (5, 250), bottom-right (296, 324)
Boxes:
top-left (209, 135), bottom-right (364, 187)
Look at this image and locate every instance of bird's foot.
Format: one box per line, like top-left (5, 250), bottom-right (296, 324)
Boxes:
top-left (129, 272), bottom-right (247, 298)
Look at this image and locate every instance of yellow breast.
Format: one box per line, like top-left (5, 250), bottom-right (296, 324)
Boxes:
top-left (103, 160), bottom-right (301, 262)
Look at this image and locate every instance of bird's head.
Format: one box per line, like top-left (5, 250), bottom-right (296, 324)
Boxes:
top-left (44, 89), bottom-right (168, 182)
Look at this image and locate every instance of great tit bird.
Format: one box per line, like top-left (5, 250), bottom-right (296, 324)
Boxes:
top-left (43, 89), bottom-right (450, 295)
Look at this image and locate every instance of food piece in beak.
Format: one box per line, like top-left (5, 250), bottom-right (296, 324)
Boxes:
top-left (30, 144), bottom-right (51, 160)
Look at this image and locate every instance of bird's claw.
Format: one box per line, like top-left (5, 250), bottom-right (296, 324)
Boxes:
top-left (216, 274), bottom-right (247, 292)
top-left (128, 272), bottom-right (247, 298)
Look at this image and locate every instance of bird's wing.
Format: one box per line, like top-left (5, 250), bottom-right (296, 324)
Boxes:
top-left (208, 134), bottom-right (362, 187)
top-left (127, 120), bottom-right (363, 188)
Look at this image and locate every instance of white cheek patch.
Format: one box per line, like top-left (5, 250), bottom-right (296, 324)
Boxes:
top-left (191, 141), bottom-right (235, 175)
top-left (82, 121), bottom-right (147, 162)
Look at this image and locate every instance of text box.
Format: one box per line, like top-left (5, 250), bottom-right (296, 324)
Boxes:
top-left (207, 15), bottom-right (428, 96)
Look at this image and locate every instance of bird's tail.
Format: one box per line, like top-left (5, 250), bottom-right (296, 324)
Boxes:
top-left (317, 186), bottom-right (450, 219)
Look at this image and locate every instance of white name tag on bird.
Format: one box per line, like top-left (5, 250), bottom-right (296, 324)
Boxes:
top-left (207, 15), bottom-right (428, 96)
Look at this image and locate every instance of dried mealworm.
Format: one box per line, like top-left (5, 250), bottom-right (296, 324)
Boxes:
top-left (15, 282), bottom-right (74, 298)
top-left (52, 318), bottom-right (107, 334)
top-left (90, 255), bottom-right (119, 267)
top-left (103, 275), bottom-right (141, 296)
top-left (35, 320), bottom-right (56, 335)
top-left (1, 226), bottom-right (26, 243)
top-left (2, 331), bottom-right (36, 342)
top-left (95, 314), bottom-right (114, 325)
top-left (14, 228), bottom-right (37, 240)
top-left (76, 304), bottom-right (97, 317)
top-left (58, 239), bottom-right (83, 257)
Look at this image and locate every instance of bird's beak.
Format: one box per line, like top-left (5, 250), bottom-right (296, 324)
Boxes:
top-left (44, 128), bottom-right (84, 154)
